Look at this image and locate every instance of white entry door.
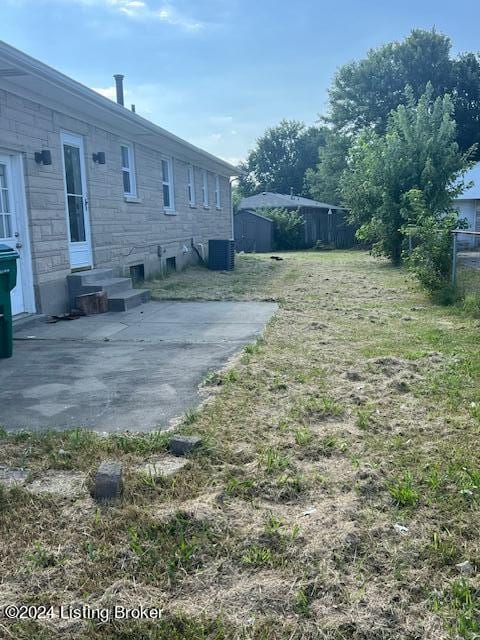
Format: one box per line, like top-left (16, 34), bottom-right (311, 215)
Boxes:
top-left (61, 132), bottom-right (92, 269)
top-left (0, 154), bottom-right (32, 315)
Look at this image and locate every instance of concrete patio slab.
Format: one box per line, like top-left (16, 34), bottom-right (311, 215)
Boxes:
top-left (2, 301), bottom-right (277, 432)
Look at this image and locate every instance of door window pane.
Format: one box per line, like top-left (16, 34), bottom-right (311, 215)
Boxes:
top-left (64, 145), bottom-right (83, 196)
top-left (67, 195), bottom-right (86, 242)
top-left (3, 214), bottom-right (11, 238)
top-left (0, 163), bottom-right (12, 240)
top-left (0, 164), bottom-right (7, 189)
top-left (1, 188), bottom-right (9, 214)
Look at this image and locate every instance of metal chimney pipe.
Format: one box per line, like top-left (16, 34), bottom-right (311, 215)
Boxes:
top-left (113, 74), bottom-right (124, 106)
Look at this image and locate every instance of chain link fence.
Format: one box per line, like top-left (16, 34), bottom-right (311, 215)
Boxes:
top-left (452, 230), bottom-right (480, 296)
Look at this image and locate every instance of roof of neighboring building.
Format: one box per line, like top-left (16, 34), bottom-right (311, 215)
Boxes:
top-left (455, 162), bottom-right (480, 201)
top-left (0, 40), bottom-right (239, 177)
top-left (234, 209), bottom-right (274, 223)
top-left (238, 192), bottom-right (343, 211)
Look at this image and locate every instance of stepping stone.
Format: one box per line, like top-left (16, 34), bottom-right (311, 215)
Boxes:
top-left (92, 461), bottom-right (123, 502)
top-left (27, 471), bottom-right (86, 498)
top-left (0, 466), bottom-right (28, 487)
top-left (169, 435), bottom-right (202, 457)
top-left (135, 456), bottom-right (188, 481)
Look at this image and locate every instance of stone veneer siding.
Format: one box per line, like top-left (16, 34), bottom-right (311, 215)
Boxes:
top-left (0, 87), bottom-right (232, 314)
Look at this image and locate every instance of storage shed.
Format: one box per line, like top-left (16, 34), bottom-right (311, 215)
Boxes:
top-left (237, 192), bottom-right (356, 249)
top-left (234, 209), bottom-right (274, 253)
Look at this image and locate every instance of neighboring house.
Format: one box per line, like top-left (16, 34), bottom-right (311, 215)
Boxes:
top-left (454, 162), bottom-right (480, 232)
top-left (234, 209), bottom-right (274, 253)
top-left (237, 192), bottom-right (356, 249)
top-left (0, 41), bottom-right (238, 317)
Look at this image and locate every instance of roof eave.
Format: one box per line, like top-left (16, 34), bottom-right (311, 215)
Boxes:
top-left (0, 40), bottom-right (240, 177)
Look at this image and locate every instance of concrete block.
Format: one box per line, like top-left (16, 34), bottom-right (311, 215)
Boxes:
top-left (135, 456), bottom-right (188, 480)
top-left (169, 435), bottom-right (202, 457)
top-left (0, 466), bottom-right (29, 487)
top-left (92, 461), bottom-right (123, 501)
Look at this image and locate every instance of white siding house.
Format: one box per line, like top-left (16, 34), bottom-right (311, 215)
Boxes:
top-left (454, 162), bottom-right (480, 232)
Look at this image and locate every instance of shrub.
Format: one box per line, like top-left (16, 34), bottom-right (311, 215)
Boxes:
top-left (462, 293), bottom-right (480, 317)
top-left (402, 189), bottom-right (466, 297)
top-left (259, 207), bottom-right (305, 250)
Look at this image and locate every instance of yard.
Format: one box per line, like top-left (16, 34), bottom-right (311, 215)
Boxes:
top-left (1, 251), bottom-right (480, 639)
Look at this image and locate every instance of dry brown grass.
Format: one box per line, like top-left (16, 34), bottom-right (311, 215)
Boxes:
top-left (1, 251), bottom-right (480, 639)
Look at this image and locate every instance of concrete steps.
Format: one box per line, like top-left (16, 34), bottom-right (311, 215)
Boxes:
top-left (82, 277), bottom-right (133, 296)
top-left (108, 288), bottom-right (151, 312)
top-left (67, 269), bottom-right (150, 313)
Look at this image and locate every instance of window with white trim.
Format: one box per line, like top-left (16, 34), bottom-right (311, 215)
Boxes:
top-left (162, 157), bottom-right (174, 210)
top-left (215, 174), bottom-right (221, 209)
top-left (202, 169), bottom-right (209, 207)
top-left (121, 144), bottom-right (136, 196)
top-left (187, 165), bottom-right (196, 206)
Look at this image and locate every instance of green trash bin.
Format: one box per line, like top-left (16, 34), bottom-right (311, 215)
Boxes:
top-left (0, 244), bottom-right (19, 358)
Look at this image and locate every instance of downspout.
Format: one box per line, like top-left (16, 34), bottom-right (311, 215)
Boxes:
top-left (230, 177), bottom-right (235, 240)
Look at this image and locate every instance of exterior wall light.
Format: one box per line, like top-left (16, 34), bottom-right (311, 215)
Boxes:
top-left (92, 152), bottom-right (106, 164)
top-left (34, 150), bottom-right (52, 165)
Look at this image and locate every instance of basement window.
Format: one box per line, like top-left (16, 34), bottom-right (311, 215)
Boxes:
top-left (130, 263), bottom-right (144, 284)
top-left (166, 256), bottom-right (176, 272)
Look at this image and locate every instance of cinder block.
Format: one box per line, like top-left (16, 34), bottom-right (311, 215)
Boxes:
top-left (92, 461), bottom-right (123, 501)
top-left (169, 435), bottom-right (202, 457)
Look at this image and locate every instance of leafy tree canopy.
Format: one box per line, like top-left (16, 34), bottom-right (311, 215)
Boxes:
top-left (328, 29), bottom-right (480, 155)
top-left (238, 120), bottom-right (326, 197)
top-left (304, 130), bottom-right (350, 205)
top-left (259, 207), bottom-right (305, 250)
top-left (340, 85), bottom-right (473, 266)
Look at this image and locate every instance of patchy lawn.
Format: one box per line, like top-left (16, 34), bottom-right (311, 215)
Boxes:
top-left (1, 251), bottom-right (480, 639)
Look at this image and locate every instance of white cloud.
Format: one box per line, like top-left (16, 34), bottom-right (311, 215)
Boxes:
top-left (156, 5), bottom-right (203, 31)
top-left (92, 85), bottom-right (117, 100)
top-left (208, 115), bottom-right (233, 124)
top-left (27, 0), bottom-right (205, 31)
top-left (222, 156), bottom-right (244, 167)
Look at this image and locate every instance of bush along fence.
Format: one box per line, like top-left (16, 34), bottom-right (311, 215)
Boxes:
top-left (403, 226), bottom-right (480, 308)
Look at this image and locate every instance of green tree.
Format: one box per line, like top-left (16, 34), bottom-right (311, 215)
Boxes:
top-left (328, 29), bottom-right (480, 155)
top-left (232, 184), bottom-right (243, 213)
top-left (305, 130), bottom-right (350, 204)
top-left (238, 120), bottom-right (326, 197)
top-left (341, 85), bottom-right (473, 269)
top-left (260, 207), bottom-right (305, 250)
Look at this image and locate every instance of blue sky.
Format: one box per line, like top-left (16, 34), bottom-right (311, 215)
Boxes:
top-left (2, 0), bottom-right (480, 164)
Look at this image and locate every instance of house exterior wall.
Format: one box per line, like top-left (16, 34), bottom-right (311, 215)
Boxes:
top-left (0, 87), bottom-right (232, 315)
top-left (476, 200), bottom-right (480, 232)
